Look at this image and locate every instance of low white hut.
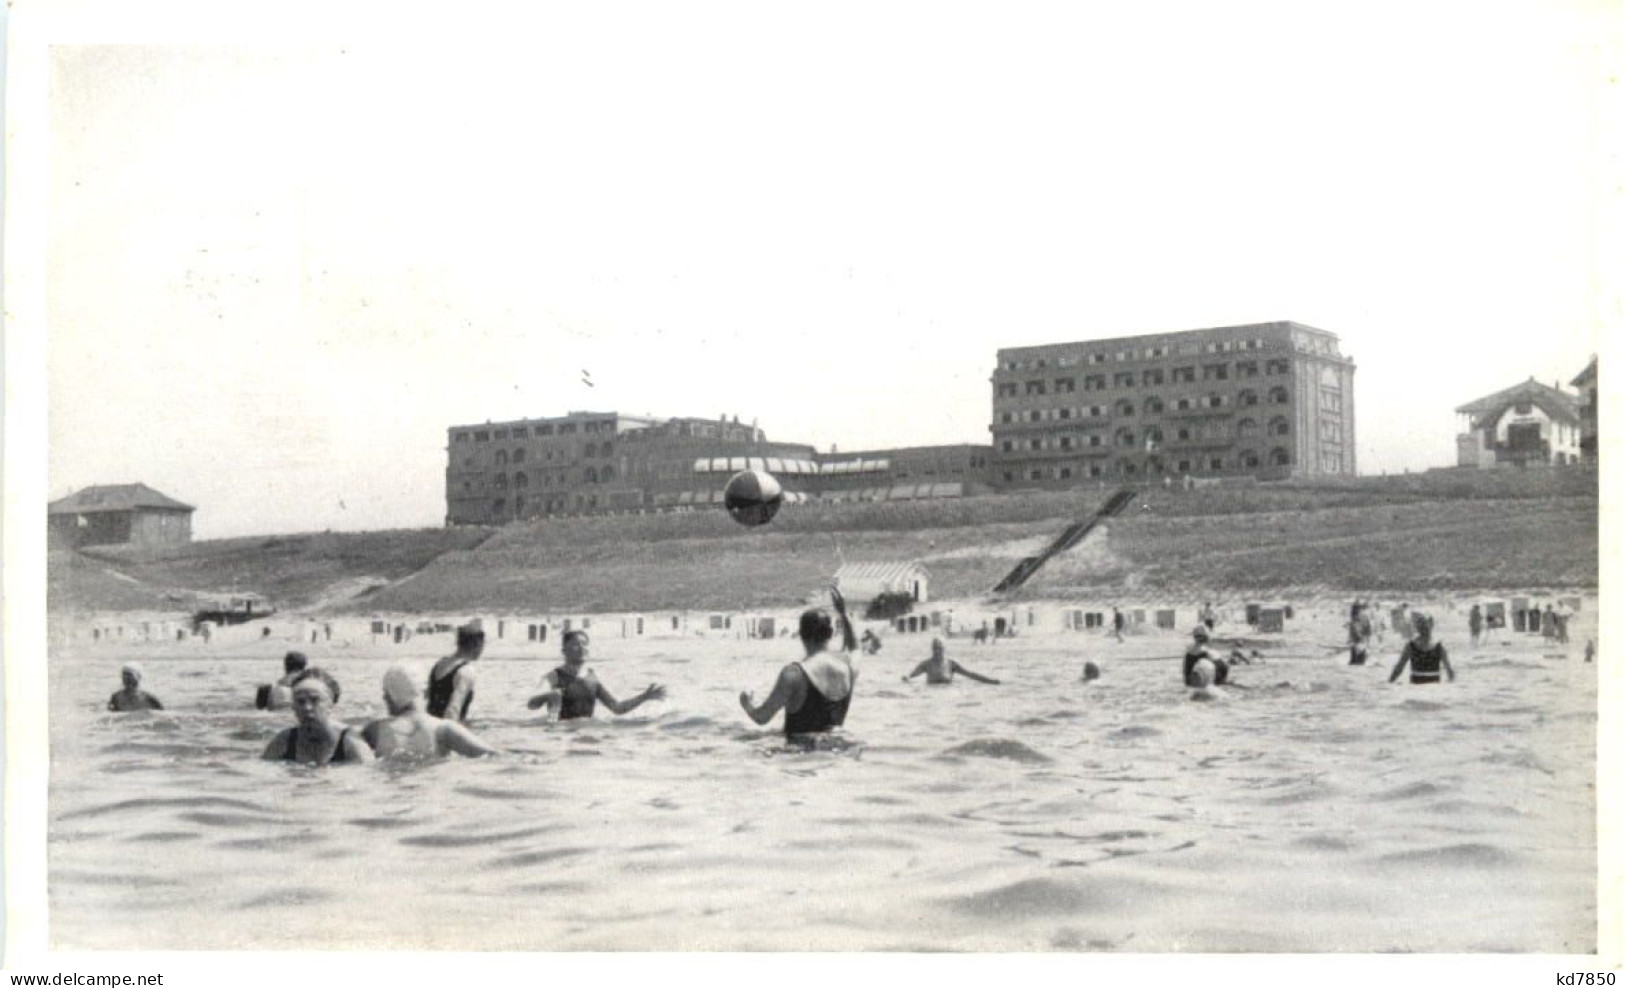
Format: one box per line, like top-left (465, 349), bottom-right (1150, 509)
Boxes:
top-left (834, 561), bottom-right (929, 606)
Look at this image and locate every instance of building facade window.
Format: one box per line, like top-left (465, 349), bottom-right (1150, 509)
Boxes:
top-left (1055, 378), bottom-right (1076, 393)
top-left (1270, 416), bottom-right (1291, 436)
top-left (1143, 369), bottom-right (1165, 386)
top-left (1026, 381), bottom-right (1047, 395)
top-left (1270, 447), bottom-right (1291, 466)
top-left (1115, 399), bottom-right (1135, 417)
top-left (1144, 397), bottom-right (1164, 415)
top-left (1269, 386), bottom-right (1289, 404)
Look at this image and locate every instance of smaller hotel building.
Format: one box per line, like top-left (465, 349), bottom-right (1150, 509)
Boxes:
top-left (989, 321), bottom-right (1356, 489)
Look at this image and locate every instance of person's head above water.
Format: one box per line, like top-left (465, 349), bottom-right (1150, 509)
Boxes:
top-left (561, 630), bottom-right (590, 665)
top-left (1192, 625), bottom-right (1210, 642)
top-left (798, 608), bottom-right (835, 649)
top-left (457, 623), bottom-right (486, 654)
top-left (382, 666), bottom-right (418, 715)
top-left (290, 667), bottom-right (341, 703)
top-left (289, 667), bottom-right (341, 723)
top-left (1412, 613), bottom-right (1434, 641)
top-left (283, 651), bottom-right (308, 675)
top-left (120, 662), bottom-right (143, 689)
top-left (930, 638), bottom-right (946, 661)
top-left (1082, 660), bottom-right (1101, 682)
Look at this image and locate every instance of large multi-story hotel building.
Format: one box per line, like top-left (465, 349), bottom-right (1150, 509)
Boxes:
top-left (445, 412), bottom-right (993, 525)
top-left (989, 321), bottom-right (1356, 489)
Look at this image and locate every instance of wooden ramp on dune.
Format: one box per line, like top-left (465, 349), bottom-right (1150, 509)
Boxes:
top-left (992, 488), bottom-right (1138, 593)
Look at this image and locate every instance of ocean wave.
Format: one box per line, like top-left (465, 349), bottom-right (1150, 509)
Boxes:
top-left (1376, 842), bottom-right (1519, 869)
top-left (940, 739), bottom-right (1052, 763)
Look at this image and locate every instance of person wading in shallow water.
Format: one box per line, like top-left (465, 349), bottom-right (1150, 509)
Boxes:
top-left (903, 638), bottom-right (999, 685)
top-left (739, 587), bottom-right (858, 744)
top-left (1388, 613), bottom-right (1455, 685)
top-left (426, 623), bottom-right (484, 723)
top-left (108, 663), bottom-right (164, 712)
top-left (527, 631), bottom-right (666, 721)
top-left (256, 650), bottom-right (308, 711)
top-left (364, 666), bottom-right (498, 758)
top-left (1347, 601), bottom-right (1374, 666)
top-left (261, 668), bottom-right (374, 765)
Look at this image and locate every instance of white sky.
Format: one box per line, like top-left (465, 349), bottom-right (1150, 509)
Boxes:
top-left (37, 1), bottom-right (1617, 538)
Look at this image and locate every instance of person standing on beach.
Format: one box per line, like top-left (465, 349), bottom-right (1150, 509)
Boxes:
top-left (365, 666), bottom-right (498, 758)
top-left (1347, 601), bottom-right (1373, 666)
top-left (108, 663), bottom-right (164, 712)
top-left (1468, 604), bottom-right (1484, 648)
top-left (903, 638), bottom-right (999, 685)
top-left (1554, 602), bottom-right (1572, 644)
top-left (527, 631), bottom-right (667, 721)
top-left (427, 623), bottom-right (484, 723)
top-left (1199, 602), bottom-right (1217, 631)
top-left (740, 587), bottom-right (858, 741)
top-left (1111, 607), bottom-right (1126, 643)
top-left (1388, 613), bottom-right (1455, 685)
top-left (262, 668), bottom-right (374, 764)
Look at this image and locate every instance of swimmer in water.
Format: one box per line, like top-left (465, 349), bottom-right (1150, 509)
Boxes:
top-left (1182, 625), bottom-right (1231, 687)
top-left (108, 663), bottom-right (164, 712)
top-left (740, 586), bottom-right (858, 741)
top-left (903, 638), bottom-right (999, 685)
top-left (426, 623), bottom-right (484, 722)
top-left (527, 631), bottom-right (667, 721)
top-left (256, 651), bottom-right (308, 711)
top-left (1081, 660), bottom-right (1101, 682)
top-left (363, 666), bottom-right (498, 758)
top-left (261, 667), bottom-right (374, 765)
top-left (1388, 613), bottom-right (1455, 685)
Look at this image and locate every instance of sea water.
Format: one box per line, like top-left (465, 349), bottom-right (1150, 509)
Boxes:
top-left (47, 612), bottom-right (1597, 951)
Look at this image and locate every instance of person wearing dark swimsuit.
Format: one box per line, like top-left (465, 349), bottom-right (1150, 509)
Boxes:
top-left (1389, 613), bottom-right (1455, 685)
top-left (261, 667), bottom-right (373, 765)
top-left (426, 623), bottom-right (485, 722)
top-left (739, 586), bottom-right (859, 742)
top-left (527, 631), bottom-right (666, 720)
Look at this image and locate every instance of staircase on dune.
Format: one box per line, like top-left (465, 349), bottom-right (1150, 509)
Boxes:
top-left (992, 488), bottom-right (1138, 593)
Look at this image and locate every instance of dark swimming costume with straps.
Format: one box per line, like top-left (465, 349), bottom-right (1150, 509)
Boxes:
top-left (281, 727), bottom-right (354, 763)
top-left (783, 662), bottom-right (852, 736)
top-left (1403, 640), bottom-right (1448, 683)
top-left (426, 659), bottom-right (474, 720)
top-left (550, 666), bottom-right (598, 720)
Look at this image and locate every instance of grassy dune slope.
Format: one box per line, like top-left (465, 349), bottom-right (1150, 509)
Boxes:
top-left (48, 469), bottom-right (1597, 614)
top-left (58, 527), bottom-right (494, 612)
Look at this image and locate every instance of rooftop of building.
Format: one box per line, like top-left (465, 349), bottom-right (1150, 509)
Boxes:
top-left (1455, 377), bottom-right (1581, 426)
top-left (996, 320), bottom-right (1338, 356)
top-left (1570, 356), bottom-right (1597, 389)
top-left (49, 483), bottom-right (194, 515)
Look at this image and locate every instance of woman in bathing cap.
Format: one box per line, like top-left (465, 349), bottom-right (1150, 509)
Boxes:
top-left (108, 663), bottom-right (165, 712)
top-left (363, 666), bottom-right (498, 758)
top-left (261, 667), bottom-right (374, 765)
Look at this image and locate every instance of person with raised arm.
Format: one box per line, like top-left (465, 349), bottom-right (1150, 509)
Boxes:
top-left (740, 586), bottom-right (858, 743)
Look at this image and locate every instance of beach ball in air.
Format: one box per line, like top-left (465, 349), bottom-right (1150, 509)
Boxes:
top-left (725, 469), bottom-right (783, 527)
